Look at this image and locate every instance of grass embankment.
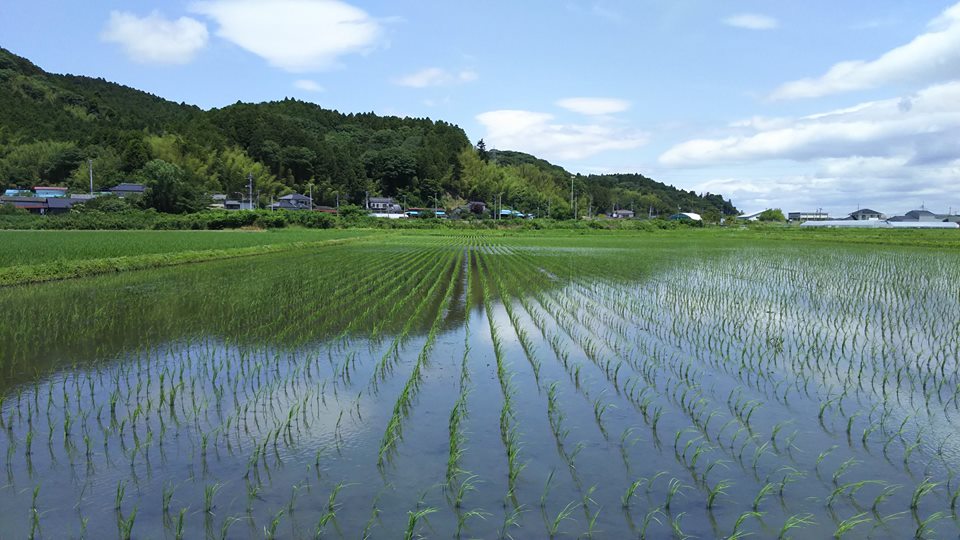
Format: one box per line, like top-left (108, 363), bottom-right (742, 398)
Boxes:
top-left (730, 226), bottom-right (960, 249)
top-left (0, 229), bottom-right (374, 267)
top-left (0, 232), bottom-right (381, 287)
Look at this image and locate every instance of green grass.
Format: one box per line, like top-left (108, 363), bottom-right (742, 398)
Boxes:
top-left (0, 229), bottom-right (376, 268)
top-left (0, 231), bottom-right (380, 286)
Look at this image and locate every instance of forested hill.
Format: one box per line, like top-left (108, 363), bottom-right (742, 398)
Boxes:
top-left (490, 150), bottom-right (738, 218)
top-left (0, 47), bottom-right (737, 216)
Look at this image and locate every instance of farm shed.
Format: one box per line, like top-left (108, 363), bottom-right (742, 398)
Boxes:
top-left (44, 197), bottom-right (76, 215)
top-left (1, 196), bottom-right (48, 214)
top-left (109, 183), bottom-right (146, 197)
top-left (33, 187), bottom-right (68, 198)
top-left (801, 220), bottom-right (889, 228)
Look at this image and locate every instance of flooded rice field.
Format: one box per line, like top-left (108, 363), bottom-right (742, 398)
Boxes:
top-left (1, 234), bottom-right (960, 539)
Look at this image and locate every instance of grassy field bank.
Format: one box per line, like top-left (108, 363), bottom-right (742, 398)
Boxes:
top-left (0, 229), bottom-right (380, 286)
top-left (0, 229), bottom-right (376, 268)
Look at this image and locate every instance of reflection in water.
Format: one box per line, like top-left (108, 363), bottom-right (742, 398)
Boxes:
top-left (2, 237), bottom-right (960, 539)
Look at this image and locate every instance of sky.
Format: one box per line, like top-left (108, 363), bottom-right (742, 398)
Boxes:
top-left (3, 0), bottom-right (960, 215)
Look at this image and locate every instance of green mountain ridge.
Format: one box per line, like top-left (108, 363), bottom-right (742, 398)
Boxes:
top-left (0, 47), bottom-right (737, 217)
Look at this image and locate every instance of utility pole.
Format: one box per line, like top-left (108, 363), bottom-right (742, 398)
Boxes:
top-left (365, 190), bottom-right (369, 210)
top-left (308, 183), bottom-right (313, 210)
top-left (336, 192), bottom-right (340, 213)
top-left (570, 176), bottom-right (574, 220)
top-left (88, 159), bottom-right (94, 194)
top-left (247, 173), bottom-right (253, 210)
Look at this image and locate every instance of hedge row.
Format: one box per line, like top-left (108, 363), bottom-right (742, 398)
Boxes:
top-left (0, 209), bottom-right (698, 231)
top-left (0, 210), bottom-right (337, 230)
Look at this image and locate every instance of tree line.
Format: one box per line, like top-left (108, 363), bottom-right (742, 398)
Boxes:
top-left (0, 47), bottom-right (737, 217)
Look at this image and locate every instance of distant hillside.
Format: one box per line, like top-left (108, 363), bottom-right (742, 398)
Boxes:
top-left (0, 47), bottom-right (736, 216)
top-left (490, 150), bottom-right (737, 217)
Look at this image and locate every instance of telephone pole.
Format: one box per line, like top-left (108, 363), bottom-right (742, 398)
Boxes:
top-left (88, 159), bottom-right (94, 194)
top-left (247, 173), bottom-right (254, 210)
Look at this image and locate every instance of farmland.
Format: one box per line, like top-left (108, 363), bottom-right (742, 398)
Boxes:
top-left (1, 230), bottom-right (959, 538)
top-left (0, 229), bottom-right (375, 268)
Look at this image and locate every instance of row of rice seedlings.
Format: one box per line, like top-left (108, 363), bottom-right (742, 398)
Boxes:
top-left (578, 247), bottom-right (960, 535)
top-left (476, 251), bottom-right (527, 508)
top-left (498, 246), bottom-right (869, 536)
top-left (268, 243), bottom-right (434, 354)
top-left (476, 247), bottom-right (611, 538)
top-left (247, 245), bottom-right (402, 342)
top-left (445, 249), bottom-right (493, 537)
top-left (1, 245), bottom-right (434, 536)
top-left (368, 245), bottom-right (463, 385)
top-left (491, 248), bottom-right (623, 537)
top-left (377, 249), bottom-right (463, 467)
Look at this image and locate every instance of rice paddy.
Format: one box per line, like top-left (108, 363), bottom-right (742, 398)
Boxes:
top-left (1, 230), bottom-right (959, 538)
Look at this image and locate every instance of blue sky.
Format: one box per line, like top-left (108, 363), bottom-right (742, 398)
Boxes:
top-left (3, 0), bottom-right (960, 215)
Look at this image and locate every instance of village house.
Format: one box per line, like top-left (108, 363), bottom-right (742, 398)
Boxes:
top-left (848, 208), bottom-right (885, 221)
top-left (467, 201), bottom-right (487, 214)
top-left (271, 193), bottom-right (312, 211)
top-left (367, 197), bottom-right (402, 213)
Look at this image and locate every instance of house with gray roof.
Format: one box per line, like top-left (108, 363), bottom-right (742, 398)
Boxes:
top-left (368, 197), bottom-right (402, 213)
top-left (109, 183), bottom-right (146, 198)
top-left (848, 208), bottom-right (885, 221)
top-left (270, 193), bottom-right (311, 211)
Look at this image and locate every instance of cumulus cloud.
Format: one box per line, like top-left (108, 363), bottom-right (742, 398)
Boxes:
top-left (690, 164), bottom-right (960, 216)
top-left (722, 13), bottom-right (779, 30)
top-left (556, 97), bottom-right (631, 115)
top-left (293, 79), bottom-right (324, 92)
top-left (660, 81), bottom-right (960, 167)
top-left (477, 109), bottom-right (648, 160)
top-left (101, 11), bottom-right (209, 64)
top-left (190, 0), bottom-right (382, 72)
top-left (393, 68), bottom-right (478, 88)
top-left (771, 2), bottom-right (960, 99)
top-left (663, 82), bottom-right (960, 213)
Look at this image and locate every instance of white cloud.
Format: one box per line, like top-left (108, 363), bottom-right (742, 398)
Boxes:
top-left (660, 81), bottom-right (960, 167)
top-left (722, 13), bottom-right (779, 30)
top-left (689, 165), bottom-right (960, 216)
top-left (477, 109), bottom-right (648, 160)
top-left (556, 97), bottom-right (631, 115)
top-left (393, 68), bottom-right (478, 88)
top-left (101, 11), bottom-right (208, 64)
top-left (662, 82), bottom-right (960, 214)
top-left (190, 0), bottom-right (382, 72)
top-left (293, 79), bottom-right (324, 92)
top-left (771, 2), bottom-right (960, 99)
